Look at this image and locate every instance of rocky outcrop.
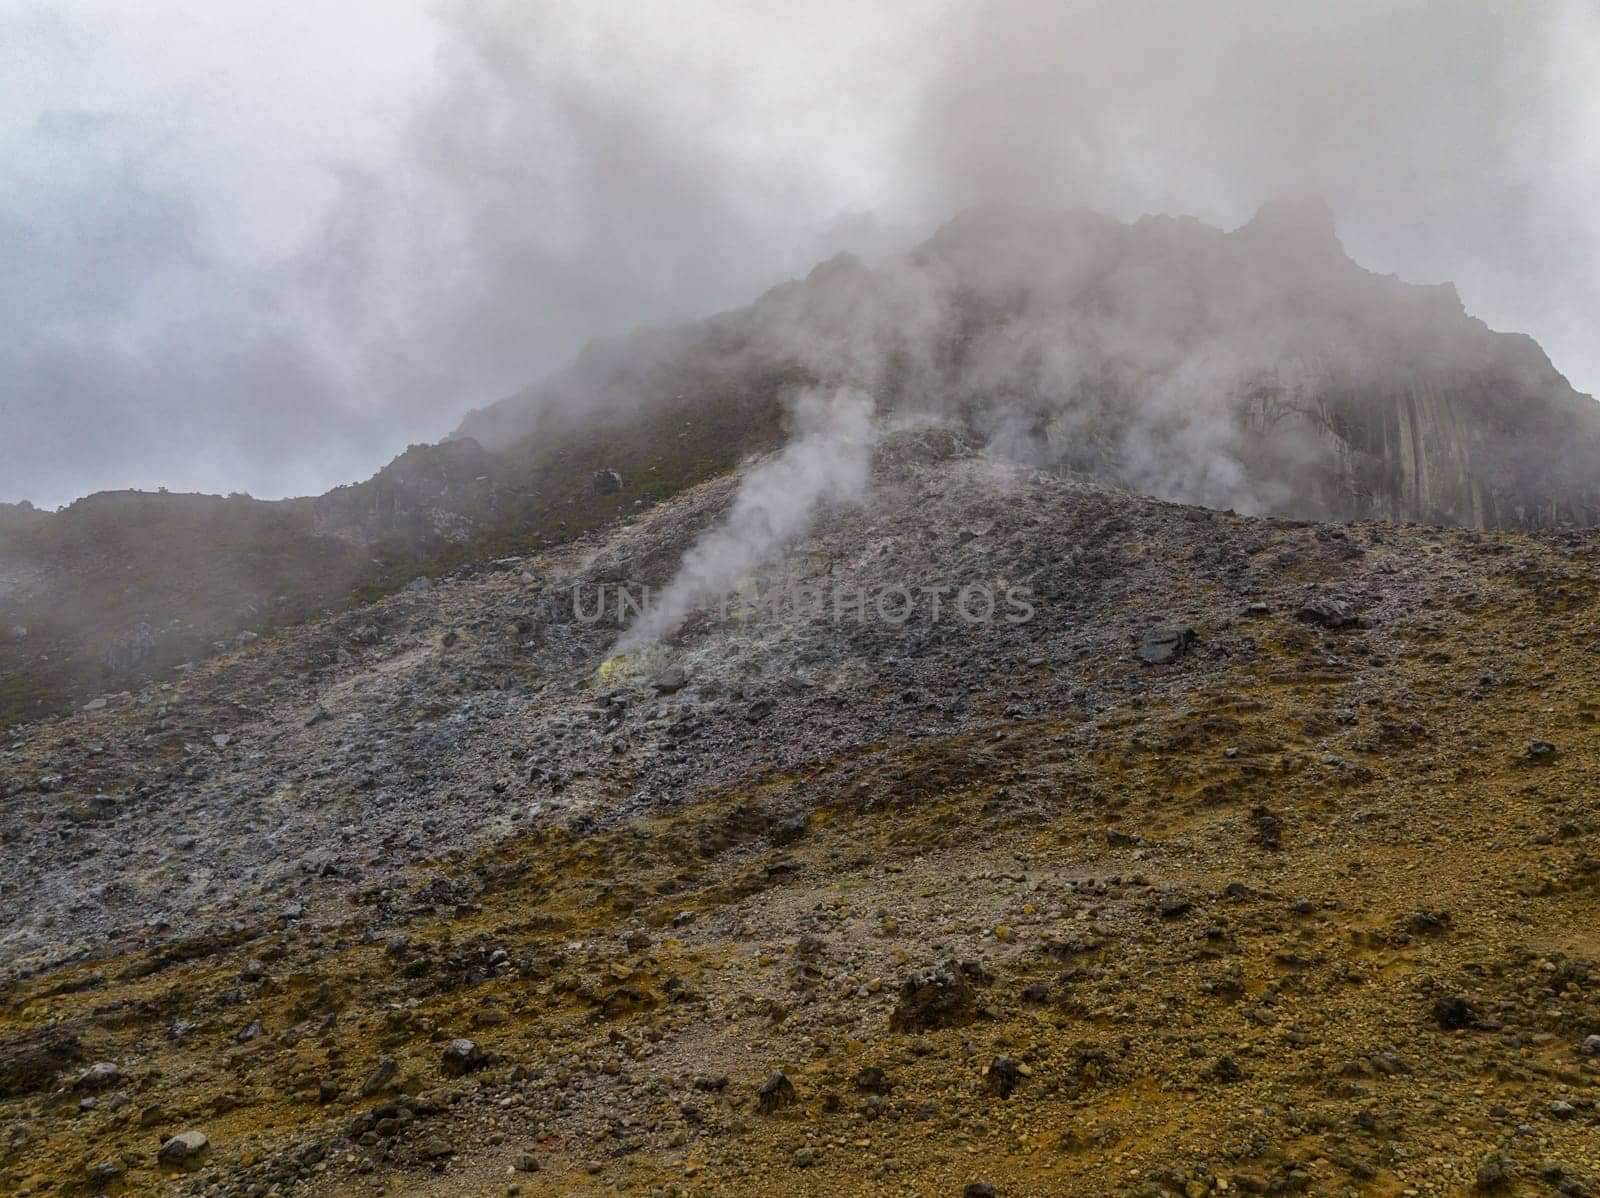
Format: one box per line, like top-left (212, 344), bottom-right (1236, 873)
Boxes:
top-left (310, 438), bottom-right (513, 552)
top-left (453, 199), bottom-right (1600, 529)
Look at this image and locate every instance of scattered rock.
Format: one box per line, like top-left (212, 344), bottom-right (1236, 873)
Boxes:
top-left (757, 1070), bottom-right (797, 1114)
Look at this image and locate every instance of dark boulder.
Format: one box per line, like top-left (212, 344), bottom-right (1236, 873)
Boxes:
top-left (890, 959), bottom-right (978, 1032)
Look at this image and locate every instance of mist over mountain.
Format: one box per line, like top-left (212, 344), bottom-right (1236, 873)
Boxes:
top-left (4, 1), bottom-right (1598, 508)
top-left (457, 199), bottom-right (1600, 529)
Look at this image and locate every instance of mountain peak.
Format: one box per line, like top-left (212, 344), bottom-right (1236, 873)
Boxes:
top-left (1238, 194), bottom-right (1340, 246)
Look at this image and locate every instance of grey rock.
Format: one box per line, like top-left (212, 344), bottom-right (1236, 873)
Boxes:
top-left (441, 1038), bottom-right (487, 1077)
top-left (1433, 994), bottom-right (1479, 1030)
top-left (75, 1061), bottom-right (119, 1091)
top-left (1136, 625), bottom-right (1196, 664)
top-left (157, 1130), bottom-right (209, 1168)
top-left (983, 1055), bottom-right (1023, 1097)
top-left (360, 1057), bottom-right (399, 1097)
top-left (86, 1160), bottom-right (123, 1186)
top-left (1475, 1154), bottom-right (1511, 1190)
top-left (415, 1133), bottom-right (454, 1160)
top-left (1210, 1056), bottom-right (1245, 1082)
top-left (890, 959), bottom-right (977, 1032)
top-left (1294, 595), bottom-right (1359, 628)
top-left (651, 665), bottom-right (689, 694)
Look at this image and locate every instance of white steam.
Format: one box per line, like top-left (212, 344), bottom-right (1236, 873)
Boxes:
top-left (615, 387), bottom-right (878, 651)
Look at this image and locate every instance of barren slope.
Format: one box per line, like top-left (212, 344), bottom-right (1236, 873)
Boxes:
top-left (2, 433), bottom-right (1599, 1197)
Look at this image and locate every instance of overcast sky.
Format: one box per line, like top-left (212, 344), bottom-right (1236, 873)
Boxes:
top-left (3, 0), bottom-right (1597, 508)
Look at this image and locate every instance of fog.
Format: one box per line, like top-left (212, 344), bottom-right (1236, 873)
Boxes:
top-left (3, 0), bottom-right (1597, 509)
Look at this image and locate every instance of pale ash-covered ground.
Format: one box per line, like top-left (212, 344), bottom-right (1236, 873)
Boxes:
top-left (2, 431), bottom-right (1314, 979)
top-left (2, 430), bottom-right (1599, 1197)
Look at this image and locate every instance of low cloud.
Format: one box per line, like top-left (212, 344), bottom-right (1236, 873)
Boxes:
top-left (2, 1), bottom-right (1596, 507)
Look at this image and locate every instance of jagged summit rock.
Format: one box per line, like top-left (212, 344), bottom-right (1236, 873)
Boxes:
top-left (458, 199), bottom-right (1600, 530)
top-left (1237, 194), bottom-right (1341, 250)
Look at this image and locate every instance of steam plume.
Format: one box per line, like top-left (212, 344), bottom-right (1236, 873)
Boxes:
top-left (615, 388), bottom-right (878, 650)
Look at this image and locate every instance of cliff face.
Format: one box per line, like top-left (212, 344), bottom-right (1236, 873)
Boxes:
top-left (1239, 349), bottom-right (1600, 528)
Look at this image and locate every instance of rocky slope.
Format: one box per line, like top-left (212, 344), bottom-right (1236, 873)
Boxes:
top-left (3, 429), bottom-right (1599, 1197)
